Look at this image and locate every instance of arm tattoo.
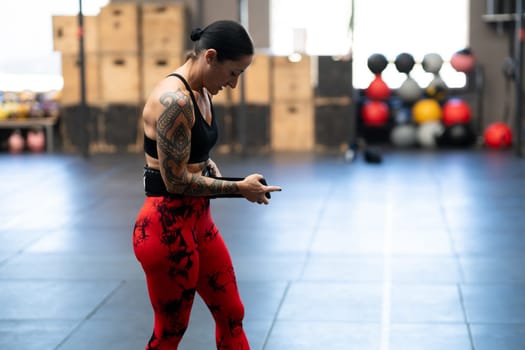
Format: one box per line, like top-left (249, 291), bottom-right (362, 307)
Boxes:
top-left (156, 89), bottom-right (240, 197)
top-left (209, 178), bottom-right (239, 195)
top-left (157, 90), bottom-right (193, 188)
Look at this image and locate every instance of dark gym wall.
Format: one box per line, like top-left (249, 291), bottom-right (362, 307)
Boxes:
top-left (469, 0), bottom-right (515, 128)
top-left (246, 0), bottom-right (270, 48)
top-left (200, 0), bottom-right (239, 24)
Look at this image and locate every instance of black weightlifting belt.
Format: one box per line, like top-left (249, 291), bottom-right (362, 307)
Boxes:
top-left (143, 166), bottom-right (245, 198)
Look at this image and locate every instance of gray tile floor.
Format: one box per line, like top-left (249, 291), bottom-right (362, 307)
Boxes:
top-left (0, 149), bottom-right (524, 349)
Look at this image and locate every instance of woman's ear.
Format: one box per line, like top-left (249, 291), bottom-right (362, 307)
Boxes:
top-left (204, 49), bottom-right (218, 64)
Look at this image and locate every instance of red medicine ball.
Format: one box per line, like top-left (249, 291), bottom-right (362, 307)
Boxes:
top-left (484, 122), bottom-right (512, 148)
top-left (362, 100), bottom-right (389, 127)
top-left (366, 75), bottom-right (391, 101)
top-left (442, 98), bottom-right (471, 126)
top-left (450, 51), bottom-right (476, 73)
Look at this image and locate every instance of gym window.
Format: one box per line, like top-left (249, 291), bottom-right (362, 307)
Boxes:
top-left (270, 0), bottom-right (469, 89)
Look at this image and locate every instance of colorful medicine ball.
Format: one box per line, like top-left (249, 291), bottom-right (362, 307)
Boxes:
top-left (394, 53), bottom-right (415, 74)
top-left (484, 122), bottom-right (512, 148)
top-left (442, 98), bottom-right (471, 126)
top-left (397, 77), bottom-right (422, 103)
top-left (391, 124), bottom-right (417, 148)
top-left (417, 121), bottom-right (444, 148)
top-left (366, 75), bottom-right (391, 100)
top-left (412, 98), bottom-right (442, 124)
top-left (367, 53), bottom-right (388, 75)
top-left (422, 53), bottom-right (444, 74)
top-left (425, 76), bottom-right (448, 101)
top-left (450, 48), bottom-right (476, 73)
top-left (362, 100), bottom-right (389, 127)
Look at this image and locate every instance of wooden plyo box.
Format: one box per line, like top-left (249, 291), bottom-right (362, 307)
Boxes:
top-left (52, 15), bottom-right (99, 54)
top-left (142, 3), bottom-right (186, 54)
top-left (60, 53), bottom-right (102, 106)
top-left (271, 100), bottom-right (314, 151)
top-left (272, 56), bottom-right (312, 102)
top-left (100, 53), bottom-right (140, 104)
top-left (142, 53), bottom-right (184, 99)
top-left (98, 3), bottom-right (139, 53)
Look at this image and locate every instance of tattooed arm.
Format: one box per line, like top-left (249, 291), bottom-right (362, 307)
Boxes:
top-left (156, 89), bottom-right (239, 197)
top-left (156, 88), bottom-right (281, 202)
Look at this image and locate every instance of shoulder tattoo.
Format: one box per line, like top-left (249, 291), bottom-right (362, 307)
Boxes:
top-left (157, 89), bottom-right (193, 182)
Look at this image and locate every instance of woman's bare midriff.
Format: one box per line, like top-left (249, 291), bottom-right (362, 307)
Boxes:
top-left (145, 153), bottom-right (209, 176)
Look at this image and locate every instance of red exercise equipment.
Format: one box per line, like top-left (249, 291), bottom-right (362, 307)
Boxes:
top-left (484, 122), bottom-right (512, 148)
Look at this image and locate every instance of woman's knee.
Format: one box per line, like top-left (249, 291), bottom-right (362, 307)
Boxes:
top-left (211, 296), bottom-right (245, 325)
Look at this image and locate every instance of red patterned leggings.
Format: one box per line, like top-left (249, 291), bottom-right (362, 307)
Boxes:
top-left (133, 196), bottom-right (249, 349)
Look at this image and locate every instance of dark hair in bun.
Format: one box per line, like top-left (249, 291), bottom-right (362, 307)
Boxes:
top-left (189, 20), bottom-right (253, 62)
top-left (190, 28), bottom-right (203, 41)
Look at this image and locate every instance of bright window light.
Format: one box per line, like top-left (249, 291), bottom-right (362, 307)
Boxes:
top-left (270, 0), bottom-right (353, 56)
top-left (0, 0), bottom-right (109, 92)
top-left (270, 0), bottom-right (469, 89)
top-left (353, 0), bottom-right (469, 89)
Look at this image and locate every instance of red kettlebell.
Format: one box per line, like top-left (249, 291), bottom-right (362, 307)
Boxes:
top-left (27, 129), bottom-right (46, 153)
top-left (8, 130), bottom-right (25, 154)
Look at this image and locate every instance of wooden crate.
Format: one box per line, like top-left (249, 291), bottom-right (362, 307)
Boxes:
top-left (142, 53), bottom-right (184, 99)
top-left (52, 15), bottom-right (99, 54)
top-left (98, 3), bottom-right (139, 53)
top-left (271, 100), bottom-right (314, 151)
top-left (100, 54), bottom-right (140, 104)
top-left (142, 3), bottom-right (186, 54)
top-left (60, 53), bottom-right (102, 106)
top-left (245, 54), bottom-right (271, 104)
top-left (272, 56), bottom-right (313, 101)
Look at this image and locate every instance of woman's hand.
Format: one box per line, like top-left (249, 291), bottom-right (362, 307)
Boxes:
top-left (239, 173), bottom-right (282, 204)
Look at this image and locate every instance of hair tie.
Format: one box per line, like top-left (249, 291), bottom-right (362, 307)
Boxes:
top-left (190, 28), bottom-right (203, 41)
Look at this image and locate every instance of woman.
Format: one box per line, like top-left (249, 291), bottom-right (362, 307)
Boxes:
top-left (133, 20), bottom-right (281, 349)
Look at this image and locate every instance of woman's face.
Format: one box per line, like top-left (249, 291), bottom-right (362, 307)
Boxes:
top-left (204, 52), bottom-right (253, 95)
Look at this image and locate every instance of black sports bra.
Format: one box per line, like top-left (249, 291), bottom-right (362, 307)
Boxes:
top-left (144, 73), bottom-right (218, 163)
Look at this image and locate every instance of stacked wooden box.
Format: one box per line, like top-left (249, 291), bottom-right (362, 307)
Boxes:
top-left (213, 53), bottom-right (272, 153)
top-left (271, 56), bottom-right (314, 151)
top-left (53, 3), bottom-right (352, 154)
top-left (52, 14), bottom-right (102, 151)
top-left (52, 2), bottom-right (187, 152)
top-left (141, 3), bottom-right (186, 99)
top-left (53, 15), bottom-right (101, 106)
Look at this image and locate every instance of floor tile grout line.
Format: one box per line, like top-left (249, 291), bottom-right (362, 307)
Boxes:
top-left (457, 284), bottom-right (476, 350)
top-left (0, 229), bottom-right (57, 267)
top-left (260, 281), bottom-right (291, 350)
top-left (261, 176), bottom-right (332, 349)
top-left (53, 279), bottom-right (127, 350)
top-left (433, 168), bottom-right (466, 283)
top-left (433, 163), bottom-right (475, 350)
